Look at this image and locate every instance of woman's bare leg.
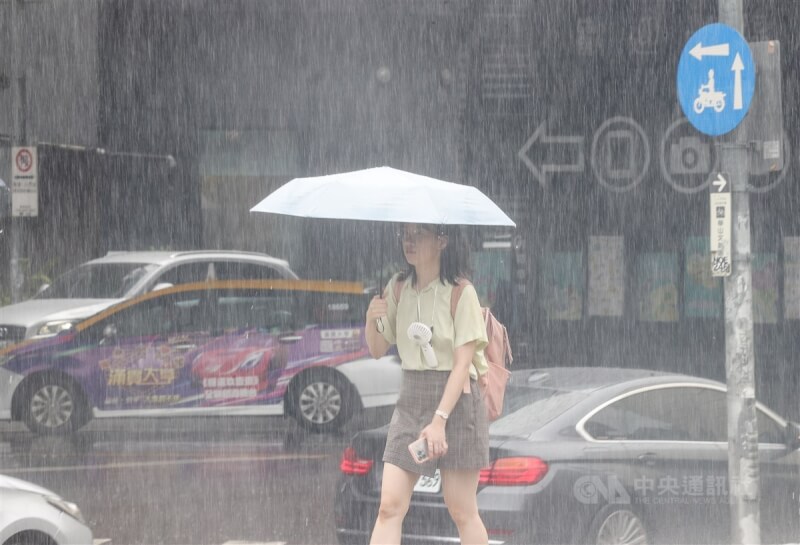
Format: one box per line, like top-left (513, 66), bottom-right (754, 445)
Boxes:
top-left (370, 463), bottom-right (420, 545)
top-left (441, 469), bottom-right (487, 545)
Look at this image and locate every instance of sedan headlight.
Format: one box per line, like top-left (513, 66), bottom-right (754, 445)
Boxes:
top-left (45, 495), bottom-right (86, 524)
top-left (35, 320), bottom-right (77, 337)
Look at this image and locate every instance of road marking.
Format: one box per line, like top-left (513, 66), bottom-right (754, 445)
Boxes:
top-left (222, 542), bottom-right (286, 545)
top-left (0, 453), bottom-right (328, 475)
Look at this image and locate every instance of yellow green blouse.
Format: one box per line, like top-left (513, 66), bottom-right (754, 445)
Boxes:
top-left (381, 274), bottom-right (488, 379)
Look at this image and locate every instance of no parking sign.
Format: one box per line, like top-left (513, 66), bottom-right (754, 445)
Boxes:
top-left (11, 146), bottom-right (38, 217)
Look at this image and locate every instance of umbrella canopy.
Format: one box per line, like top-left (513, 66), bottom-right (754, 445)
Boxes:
top-left (250, 166), bottom-right (515, 227)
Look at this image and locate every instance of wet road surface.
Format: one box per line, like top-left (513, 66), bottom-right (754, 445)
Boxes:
top-left (0, 409), bottom-right (392, 545)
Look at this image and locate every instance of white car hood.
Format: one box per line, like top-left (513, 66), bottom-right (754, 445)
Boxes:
top-left (0, 298), bottom-right (121, 329)
top-left (0, 474), bottom-right (57, 497)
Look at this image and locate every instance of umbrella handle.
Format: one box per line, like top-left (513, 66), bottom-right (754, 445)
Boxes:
top-left (376, 317), bottom-right (386, 333)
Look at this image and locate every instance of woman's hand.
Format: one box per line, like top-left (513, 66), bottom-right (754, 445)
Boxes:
top-left (365, 295), bottom-right (388, 326)
top-left (420, 420), bottom-right (448, 459)
top-left (365, 295), bottom-right (391, 359)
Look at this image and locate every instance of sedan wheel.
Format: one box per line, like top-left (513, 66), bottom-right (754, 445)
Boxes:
top-left (292, 374), bottom-right (354, 433)
top-left (595, 509), bottom-right (648, 545)
top-left (300, 381), bottom-right (342, 422)
top-left (23, 378), bottom-right (85, 434)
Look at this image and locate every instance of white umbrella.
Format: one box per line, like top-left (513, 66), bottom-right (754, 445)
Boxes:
top-left (250, 166), bottom-right (515, 227)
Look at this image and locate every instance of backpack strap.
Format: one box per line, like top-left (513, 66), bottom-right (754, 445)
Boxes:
top-left (450, 278), bottom-right (471, 318)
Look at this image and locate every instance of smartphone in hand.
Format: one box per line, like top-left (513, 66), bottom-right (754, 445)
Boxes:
top-left (408, 437), bottom-right (429, 464)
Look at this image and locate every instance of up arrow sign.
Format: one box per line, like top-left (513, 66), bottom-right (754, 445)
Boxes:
top-left (732, 53), bottom-right (745, 110)
top-left (712, 172), bottom-right (728, 192)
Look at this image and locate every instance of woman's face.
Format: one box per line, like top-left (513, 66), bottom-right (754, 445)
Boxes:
top-left (399, 224), bottom-right (445, 269)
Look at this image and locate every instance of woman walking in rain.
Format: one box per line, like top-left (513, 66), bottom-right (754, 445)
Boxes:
top-left (365, 223), bottom-right (489, 545)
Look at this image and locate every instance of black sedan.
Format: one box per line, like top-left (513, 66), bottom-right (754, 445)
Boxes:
top-left (334, 367), bottom-right (800, 545)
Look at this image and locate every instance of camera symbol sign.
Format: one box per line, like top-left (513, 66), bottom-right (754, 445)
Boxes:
top-left (677, 23), bottom-right (755, 136)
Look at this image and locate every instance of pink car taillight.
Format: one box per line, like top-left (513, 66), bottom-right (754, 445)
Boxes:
top-left (340, 447), bottom-right (374, 476)
top-left (479, 457), bottom-right (548, 486)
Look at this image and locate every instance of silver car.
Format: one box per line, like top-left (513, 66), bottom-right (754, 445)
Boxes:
top-left (0, 474), bottom-right (93, 545)
top-left (0, 250), bottom-right (297, 346)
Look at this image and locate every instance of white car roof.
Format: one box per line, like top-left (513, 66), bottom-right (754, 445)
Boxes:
top-left (87, 250), bottom-right (292, 269)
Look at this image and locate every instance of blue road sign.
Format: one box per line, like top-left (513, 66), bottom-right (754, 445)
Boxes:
top-left (677, 23), bottom-right (755, 136)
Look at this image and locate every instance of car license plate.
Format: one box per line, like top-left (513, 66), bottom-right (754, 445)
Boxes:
top-left (413, 469), bottom-right (441, 494)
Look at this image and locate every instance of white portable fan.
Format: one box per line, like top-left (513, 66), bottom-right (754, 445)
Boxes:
top-left (407, 322), bottom-right (438, 369)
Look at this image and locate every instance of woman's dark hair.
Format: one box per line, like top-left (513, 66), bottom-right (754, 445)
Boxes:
top-left (397, 224), bottom-right (471, 286)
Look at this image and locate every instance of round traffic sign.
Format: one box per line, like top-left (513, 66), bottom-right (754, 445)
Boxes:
top-left (676, 23), bottom-right (755, 136)
top-left (15, 148), bottom-right (33, 173)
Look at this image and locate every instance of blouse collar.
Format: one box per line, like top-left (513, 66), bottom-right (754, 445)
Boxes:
top-left (413, 277), bottom-right (446, 294)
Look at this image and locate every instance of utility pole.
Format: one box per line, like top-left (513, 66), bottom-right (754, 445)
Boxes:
top-left (718, 1), bottom-right (761, 543)
top-left (8, 0), bottom-right (25, 303)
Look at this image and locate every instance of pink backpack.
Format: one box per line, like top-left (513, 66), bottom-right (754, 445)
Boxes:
top-left (392, 277), bottom-right (513, 421)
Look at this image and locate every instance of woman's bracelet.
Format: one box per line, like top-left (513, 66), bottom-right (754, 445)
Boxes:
top-left (435, 409), bottom-right (449, 421)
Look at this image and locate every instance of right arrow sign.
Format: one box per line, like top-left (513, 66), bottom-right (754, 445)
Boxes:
top-left (712, 172), bottom-right (728, 192)
top-left (709, 172), bottom-right (732, 277)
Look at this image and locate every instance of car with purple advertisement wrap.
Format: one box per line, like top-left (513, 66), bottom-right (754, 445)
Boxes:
top-left (0, 250), bottom-right (298, 345)
top-left (0, 280), bottom-right (401, 434)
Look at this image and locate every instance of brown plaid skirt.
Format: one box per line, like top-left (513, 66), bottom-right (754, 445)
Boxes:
top-left (382, 370), bottom-right (489, 478)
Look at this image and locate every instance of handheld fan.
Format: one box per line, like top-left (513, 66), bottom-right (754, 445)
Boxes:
top-left (407, 322), bottom-right (438, 369)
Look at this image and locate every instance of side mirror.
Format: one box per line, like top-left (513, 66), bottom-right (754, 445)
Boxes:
top-left (786, 421), bottom-right (800, 451)
top-left (103, 324), bottom-right (118, 339)
top-left (36, 283), bottom-right (50, 296)
top-left (152, 282), bottom-right (173, 292)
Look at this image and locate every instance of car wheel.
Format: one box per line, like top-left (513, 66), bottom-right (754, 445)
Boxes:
top-left (590, 507), bottom-right (648, 545)
top-left (289, 371), bottom-right (354, 433)
top-left (22, 375), bottom-right (89, 435)
top-left (4, 530), bottom-right (56, 545)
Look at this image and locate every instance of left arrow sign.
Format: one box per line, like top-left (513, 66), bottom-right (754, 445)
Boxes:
top-left (690, 41), bottom-right (730, 60)
top-left (518, 121), bottom-right (585, 190)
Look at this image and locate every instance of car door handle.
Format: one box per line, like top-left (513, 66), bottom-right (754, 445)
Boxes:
top-left (278, 335), bottom-right (303, 344)
top-left (637, 452), bottom-right (658, 466)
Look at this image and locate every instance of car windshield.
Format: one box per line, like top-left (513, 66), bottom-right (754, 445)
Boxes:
top-left (37, 263), bottom-right (159, 299)
top-left (489, 385), bottom-right (587, 438)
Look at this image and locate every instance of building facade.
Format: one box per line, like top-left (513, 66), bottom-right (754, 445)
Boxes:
top-left (2, 0), bottom-right (798, 418)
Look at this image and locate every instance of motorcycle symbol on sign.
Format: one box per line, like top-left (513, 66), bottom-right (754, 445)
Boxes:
top-left (693, 69), bottom-right (726, 114)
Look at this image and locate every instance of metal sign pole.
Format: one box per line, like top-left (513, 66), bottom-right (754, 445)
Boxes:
top-left (718, 1), bottom-right (761, 543)
top-left (9, 0), bottom-right (22, 303)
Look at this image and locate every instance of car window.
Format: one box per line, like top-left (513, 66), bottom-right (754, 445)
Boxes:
top-left (156, 262), bottom-right (214, 286)
top-left (297, 290), bottom-right (369, 327)
top-left (216, 294), bottom-right (295, 332)
top-left (584, 387), bottom-right (727, 442)
top-left (488, 386), bottom-right (587, 437)
top-left (211, 288), bottom-right (368, 331)
top-left (757, 409), bottom-right (786, 444)
top-left (94, 292), bottom-right (204, 339)
top-left (38, 263), bottom-right (159, 298)
top-left (212, 261), bottom-right (281, 281)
